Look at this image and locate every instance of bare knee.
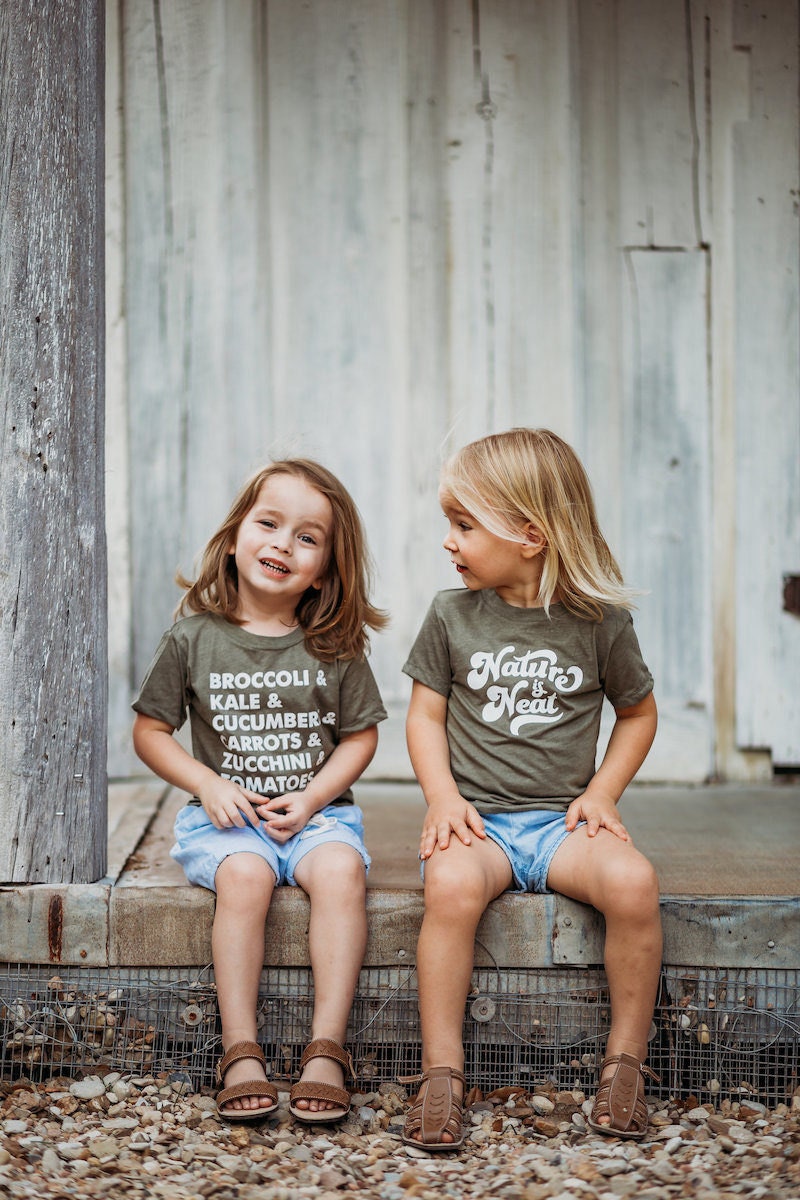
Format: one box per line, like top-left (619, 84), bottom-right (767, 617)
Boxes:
top-left (602, 854), bottom-right (660, 924)
top-left (215, 852), bottom-right (274, 911)
top-left (423, 856), bottom-right (487, 923)
top-left (298, 844), bottom-right (366, 902)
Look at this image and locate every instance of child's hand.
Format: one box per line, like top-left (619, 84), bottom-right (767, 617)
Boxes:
top-left (419, 798), bottom-right (486, 859)
top-left (565, 790), bottom-right (631, 843)
top-left (197, 777), bottom-right (262, 831)
top-left (256, 793), bottom-right (318, 843)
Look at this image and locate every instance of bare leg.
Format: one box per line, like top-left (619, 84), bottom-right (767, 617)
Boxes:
top-left (213, 852), bottom-right (277, 1113)
top-left (410, 836), bottom-right (512, 1142)
top-left (546, 828), bottom-right (662, 1121)
top-left (291, 843), bottom-right (368, 1112)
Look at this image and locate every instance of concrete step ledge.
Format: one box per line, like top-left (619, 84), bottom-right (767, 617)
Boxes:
top-left (1, 884), bottom-right (795, 971)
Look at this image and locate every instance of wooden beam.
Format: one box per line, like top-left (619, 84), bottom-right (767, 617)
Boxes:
top-left (0, 0), bottom-right (106, 882)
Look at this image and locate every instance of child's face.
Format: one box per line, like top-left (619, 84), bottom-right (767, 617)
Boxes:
top-left (230, 474), bottom-right (333, 613)
top-left (440, 493), bottom-right (542, 596)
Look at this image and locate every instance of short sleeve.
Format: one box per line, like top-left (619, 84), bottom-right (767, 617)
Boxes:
top-left (337, 656), bottom-right (388, 735)
top-left (600, 612), bottom-right (654, 710)
top-left (132, 628), bottom-right (191, 731)
top-left (402, 599), bottom-right (454, 698)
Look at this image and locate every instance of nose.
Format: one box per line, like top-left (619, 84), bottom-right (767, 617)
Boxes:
top-left (443, 526), bottom-right (457, 553)
top-left (272, 529), bottom-right (291, 554)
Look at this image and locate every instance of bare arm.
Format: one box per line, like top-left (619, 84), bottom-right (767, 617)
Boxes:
top-left (132, 712), bottom-right (262, 829)
top-left (406, 680), bottom-right (486, 859)
top-left (257, 725), bottom-right (379, 842)
top-left (565, 691), bottom-right (658, 841)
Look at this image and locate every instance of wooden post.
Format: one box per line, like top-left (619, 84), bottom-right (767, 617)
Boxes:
top-left (0, 1), bottom-right (106, 882)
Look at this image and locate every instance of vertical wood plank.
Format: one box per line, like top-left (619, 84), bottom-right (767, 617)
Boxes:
top-left (481, 0), bottom-right (580, 435)
top-left (731, 0), bottom-right (800, 764)
top-left (706, 0), bottom-right (771, 780)
top-left (264, 0), bottom-right (410, 710)
top-left (621, 250), bottom-right (713, 780)
top-left (403, 0), bottom-right (453, 636)
top-left (617, 0), bottom-right (704, 248)
top-left (574, 0), bottom-right (625, 550)
top-left (124, 0), bottom-right (269, 688)
top-left (0, 0), bottom-right (107, 881)
top-left (106, 0), bottom-right (135, 775)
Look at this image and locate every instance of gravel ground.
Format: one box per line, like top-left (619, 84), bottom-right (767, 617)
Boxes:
top-left (1, 1072), bottom-right (799, 1199)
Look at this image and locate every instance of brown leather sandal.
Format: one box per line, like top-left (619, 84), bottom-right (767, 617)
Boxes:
top-left (288, 1037), bottom-right (353, 1124)
top-left (401, 1066), bottom-right (467, 1151)
top-left (587, 1052), bottom-right (659, 1140)
top-left (216, 1039), bottom-right (278, 1122)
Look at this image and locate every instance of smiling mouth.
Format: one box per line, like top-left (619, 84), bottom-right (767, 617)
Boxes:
top-left (260, 558), bottom-right (290, 576)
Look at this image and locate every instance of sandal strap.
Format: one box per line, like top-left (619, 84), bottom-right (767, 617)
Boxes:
top-left (289, 1080), bottom-right (350, 1110)
top-left (406, 1066), bottom-right (466, 1146)
top-left (218, 1078), bottom-right (278, 1110)
top-left (298, 1037), bottom-right (353, 1079)
top-left (217, 1039), bottom-right (266, 1084)
top-left (597, 1053), bottom-right (660, 1082)
top-left (592, 1053), bottom-right (650, 1136)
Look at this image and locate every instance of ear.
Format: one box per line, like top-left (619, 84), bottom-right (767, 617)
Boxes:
top-left (521, 524), bottom-right (546, 557)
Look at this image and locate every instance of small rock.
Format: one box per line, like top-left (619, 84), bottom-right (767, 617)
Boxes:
top-left (534, 1116), bottom-right (562, 1138)
top-left (596, 1159), bottom-right (630, 1177)
top-left (69, 1077), bottom-right (107, 1101)
top-left (318, 1167), bottom-right (349, 1188)
top-left (88, 1136), bottom-right (120, 1159)
top-left (40, 1147), bottom-right (62, 1176)
top-left (739, 1102), bottom-right (767, 1120)
top-left (651, 1124), bottom-right (685, 1139)
top-left (56, 1142), bottom-right (90, 1161)
top-left (468, 1127), bottom-right (490, 1144)
top-left (2, 1121), bottom-right (28, 1135)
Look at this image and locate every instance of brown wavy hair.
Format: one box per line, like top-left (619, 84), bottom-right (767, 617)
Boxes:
top-left (176, 459), bottom-right (387, 661)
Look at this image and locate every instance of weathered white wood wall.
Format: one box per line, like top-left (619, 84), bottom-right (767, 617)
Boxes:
top-left (107, 0), bottom-right (800, 782)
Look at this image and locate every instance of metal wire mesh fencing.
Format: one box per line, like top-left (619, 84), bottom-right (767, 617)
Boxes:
top-left (1, 961), bottom-right (797, 1106)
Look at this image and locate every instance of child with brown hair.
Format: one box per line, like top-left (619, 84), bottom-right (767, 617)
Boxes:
top-left (133, 459), bottom-right (387, 1123)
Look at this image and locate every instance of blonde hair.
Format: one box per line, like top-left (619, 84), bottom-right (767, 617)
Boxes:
top-left (177, 459), bottom-right (387, 660)
top-left (440, 428), bottom-right (636, 619)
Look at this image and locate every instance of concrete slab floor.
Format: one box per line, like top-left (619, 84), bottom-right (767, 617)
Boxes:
top-left (117, 779), bottom-right (800, 897)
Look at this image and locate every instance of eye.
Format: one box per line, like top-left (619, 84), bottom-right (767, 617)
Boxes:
top-left (258, 518), bottom-right (276, 529)
top-left (298, 533), bottom-right (317, 545)
top-left (457, 521), bottom-right (472, 532)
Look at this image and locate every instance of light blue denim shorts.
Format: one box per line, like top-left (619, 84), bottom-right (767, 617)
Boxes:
top-left (483, 809), bottom-right (577, 892)
top-left (420, 808), bottom-right (577, 893)
top-left (171, 803), bottom-right (370, 893)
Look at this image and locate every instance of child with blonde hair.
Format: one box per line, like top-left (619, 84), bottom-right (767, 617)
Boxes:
top-left (133, 459), bottom-right (387, 1123)
top-left (402, 428), bottom-right (661, 1149)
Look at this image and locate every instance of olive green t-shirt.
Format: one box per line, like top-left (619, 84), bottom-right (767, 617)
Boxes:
top-left (133, 613), bottom-right (387, 805)
top-left (403, 589), bottom-right (653, 814)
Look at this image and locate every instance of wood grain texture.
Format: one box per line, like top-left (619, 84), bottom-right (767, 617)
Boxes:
top-left (621, 251), bottom-right (711, 715)
top-left (107, 0), bottom-right (800, 787)
top-left (0, 0), bottom-right (106, 882)
top-left (731, 0), bottom-right (800, 764)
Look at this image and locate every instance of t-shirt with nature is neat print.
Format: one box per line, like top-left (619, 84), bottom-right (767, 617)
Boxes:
top-left (403, 588), bottom-right (653, 815)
